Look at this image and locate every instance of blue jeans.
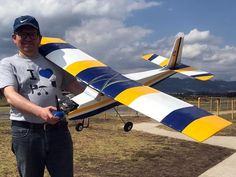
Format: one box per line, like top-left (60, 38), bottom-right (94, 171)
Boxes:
top-left (11, 122), bottom-right (73, 177)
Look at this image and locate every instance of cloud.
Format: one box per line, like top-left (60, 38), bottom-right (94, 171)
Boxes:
top-left (182, 30), bottom-right (236, 81)
top-left (0, 0), bottom-right (159, 35)
top-left (183, 44), bottom-right (208, 58)
top-left (0, 0), bottom-right (159, 58)
top-left (185, 29), bottom-right (210, 43)
top-left (65, 18), bottom-right (152, 58)
top-left (0, 1), bottom-right (235, 81)
top-left (72, 0), bottom-right (161, 18)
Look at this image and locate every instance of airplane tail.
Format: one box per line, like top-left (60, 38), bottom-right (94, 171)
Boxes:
top-left (166, 33), bottom-right (184, 69)
top-left (142, 33), bottom-right (213, 81)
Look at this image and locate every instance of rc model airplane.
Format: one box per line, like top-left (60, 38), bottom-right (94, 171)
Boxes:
top-left (39, 33), bottom-right (231, 142)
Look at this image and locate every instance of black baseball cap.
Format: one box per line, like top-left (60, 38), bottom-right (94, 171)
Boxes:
top-left (13, 15), bottom-right (40, 34)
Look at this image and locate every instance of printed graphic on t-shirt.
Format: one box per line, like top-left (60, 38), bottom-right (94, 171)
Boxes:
top-left (28, 68), bottom-right (57, 96)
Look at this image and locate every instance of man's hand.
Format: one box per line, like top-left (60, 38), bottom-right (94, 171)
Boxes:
top-left (3, 86), bottom-right (61, 124)
top-left (38, 106), bottom-right (60, 124)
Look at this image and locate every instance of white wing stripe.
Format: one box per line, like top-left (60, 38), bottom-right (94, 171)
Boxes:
top-left (129, 92), bottom-right (192, 122)
top-left (152, 55), bottom-right (167, 65)
top-left (46, 48), bottom-right (96, 69)
top-left (179, 70), bottom-right (209, 76)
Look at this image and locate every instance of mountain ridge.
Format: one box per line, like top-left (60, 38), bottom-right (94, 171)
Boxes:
top-left (153, 78), bottom-right (236, 96)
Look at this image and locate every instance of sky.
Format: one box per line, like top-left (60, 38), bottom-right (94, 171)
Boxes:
top-left (0, 0), bottom-right (236, 81)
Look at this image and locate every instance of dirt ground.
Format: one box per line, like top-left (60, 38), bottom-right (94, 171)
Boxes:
top-left (0, 115), bottom-right (235, 177)
top-left (71, 116), bottom-right (235, 177)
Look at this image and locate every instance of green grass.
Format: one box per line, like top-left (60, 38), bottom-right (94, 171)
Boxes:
top-left (0, 115), bottom-right (235, 177)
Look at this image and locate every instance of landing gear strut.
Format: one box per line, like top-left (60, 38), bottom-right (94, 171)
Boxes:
top-left (114, 107), bottom-right (133, 132)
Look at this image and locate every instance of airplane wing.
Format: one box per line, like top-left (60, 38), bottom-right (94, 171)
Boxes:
top-left (39, 37), bottom-right (231, 142)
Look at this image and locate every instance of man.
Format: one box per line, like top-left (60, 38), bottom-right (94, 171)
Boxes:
top-left (0, 15), bottom-right (82, 177)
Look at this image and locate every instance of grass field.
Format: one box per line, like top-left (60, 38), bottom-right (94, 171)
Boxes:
top-left (0, 113), bottom-right (235, 177)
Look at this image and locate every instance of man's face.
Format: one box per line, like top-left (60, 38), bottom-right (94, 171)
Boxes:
top-left (12, 25), bottom-right (41, 57)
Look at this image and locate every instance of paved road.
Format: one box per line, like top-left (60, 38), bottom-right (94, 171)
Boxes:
top-left (133, 122), bottom-right (236, 177)
top-left (0, 113), bottom-right (9, 120)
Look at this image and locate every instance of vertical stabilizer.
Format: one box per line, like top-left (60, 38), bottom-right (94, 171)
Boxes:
top-left (166, 33), bottom-right (184, 69)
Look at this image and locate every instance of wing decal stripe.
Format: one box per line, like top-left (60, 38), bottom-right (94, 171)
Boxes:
top-left (143, 54), bottom-right (169, 67)
top-left (195, 75), bottom-right (214, 81)
top-left (175, 66), bottom-right (196, 72)
top-left (127, 92), bottom-right (191, 122)
top-left (148, 54), bottom-right (158, 61)
top-left (142, 54), bottom-right (154, 60)
top-left (161, 106), bottom-right (211, 132)
top-left (76, 67), bottom-right (142, 98)
top-left (175, 70), bottom-right (210, 75)
top-left (182, 115), bottom-right (231, 142)
top-left (159, 59), bottom-right (169, 67)
top-left (191, 73), bottom-right (214, 77)
top-left (115, 86), bottom-right (158, 105)
top-left (40, 37), bottom-right (66, 45)
top-left (66, 60), bottom-right (107, 76)
top-left (39, 43), bottom-right (76, 57)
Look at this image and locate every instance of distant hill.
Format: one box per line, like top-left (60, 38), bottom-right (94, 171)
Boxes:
top-left (153, 78), bottom-right (236, 96)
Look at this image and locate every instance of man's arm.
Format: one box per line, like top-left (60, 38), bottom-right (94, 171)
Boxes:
top-left (3, 86), bottom-right (59, 124)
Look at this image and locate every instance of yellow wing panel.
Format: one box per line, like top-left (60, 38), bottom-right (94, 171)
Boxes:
top-left (41, 37), bottom-right (66, 45)
top-left (115, 86), bottom-right (158, 105)
top-left (65, 60), bottom-right (107, 76)
top-left (182, 115), bottom-right (232, 142)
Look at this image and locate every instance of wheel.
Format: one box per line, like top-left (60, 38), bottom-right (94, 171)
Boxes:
top-left (75, 123), bottom-right (84, 132)
top-left (124, 122), bottom-right (133, 132)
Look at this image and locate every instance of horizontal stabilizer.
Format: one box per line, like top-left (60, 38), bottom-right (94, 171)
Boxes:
top-left (143, 54), bottom-right (213, 81)
top-left (174, 64), bottom-right (214, 81)
top-left (143, 54), bottom-right (169, 67)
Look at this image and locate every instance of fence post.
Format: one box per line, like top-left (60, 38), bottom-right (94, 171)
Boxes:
top-left (232, 99), bottom-right (234, 120)
top-left (198, 97), bottom-right (201, 108)
top-left (216, 99), bottom-right (220, 116)
top-left (210, 97), bottom-right (213, 112)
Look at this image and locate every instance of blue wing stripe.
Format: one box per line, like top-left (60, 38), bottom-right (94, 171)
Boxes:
top-left (191, 73), bottom-right (213, 77)
top-left (76, 67), bottom-right (142, 98)
top-left (39, 43), bottom-right (76, 57)
top-left (149, 54), bottom-right (158, 61)
top-left (161, 106), bottom-right (211, 132)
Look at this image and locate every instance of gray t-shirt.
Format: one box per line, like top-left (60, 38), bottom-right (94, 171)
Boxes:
top-left (0, 54), bottom-right (74, 123)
